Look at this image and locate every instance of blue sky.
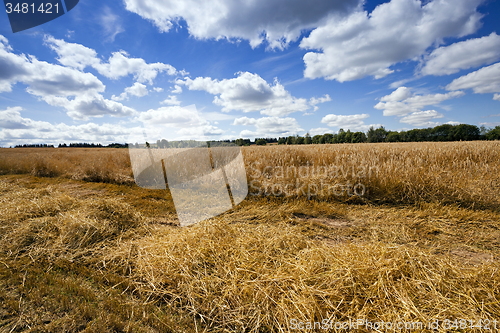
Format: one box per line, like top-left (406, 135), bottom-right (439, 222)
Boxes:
top-left (1, 0), bottom-right (500, 146)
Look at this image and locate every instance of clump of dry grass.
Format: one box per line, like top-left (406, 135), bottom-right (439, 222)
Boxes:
top-left (104, 219), bottom-right (499, 332)
top-left (0, 181), bottom-right (144, 262)
top-left (0, 178), bottom-right (200, 332)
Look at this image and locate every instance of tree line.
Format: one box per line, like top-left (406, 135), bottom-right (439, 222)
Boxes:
top-left (10, 124), bottom-right (500, 148)
top-left (58, 143), bottom-right (128, 148)
top-left (270, 124), bottom-right (500, 146)
top-left (152, 138), bottom-right (278, 148)
top-left (14, 144), bottom-right (55, 148)
top-left (151, 124), bottom-right (499, 147)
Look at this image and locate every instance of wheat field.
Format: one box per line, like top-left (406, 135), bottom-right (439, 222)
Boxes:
top-left (0, 142), bottom-right (499, 332)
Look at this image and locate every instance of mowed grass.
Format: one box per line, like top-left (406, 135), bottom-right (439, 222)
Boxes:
top-left (0, 142), bottom-right (499, 332)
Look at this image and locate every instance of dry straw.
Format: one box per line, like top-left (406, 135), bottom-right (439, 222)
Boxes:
top-left (112, 219), bottom-right (499, 332)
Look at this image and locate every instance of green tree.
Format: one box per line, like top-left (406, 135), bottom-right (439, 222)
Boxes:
top-left (367, 126), bottom-right (389, 143)
top-left (312, 135), bottom-right (322, 144)
top-left (345, 129), bottom-right (352, 143)
top-left (486, 126), bottom-right (500, 140)
top-left (351, 131), bottom-right (367, 143)
top-left (452, 124), bottom-right (480, 141)
top-left (321, 133), bottom-right (333, 144)
top-left (337, 129), bottom-right (346, 143)
top-left (255, 138), bottom-right (267, 146)
top-left (480, 125), bottom-right (488, 138)
top-left (367, 126), bottom-right (376, 143)
top-left (375, 126), bottom-right (388, 142)
top-left (235, 138), bottom-right (250, 146)
top-left (398, 130), bottom-right (409, 142)
top-left (431, 124), bottom-right (454, 141)
top-left (386, 131), bottom-right (401, 142)
top-left (304, 133), bottom-right (312, 144)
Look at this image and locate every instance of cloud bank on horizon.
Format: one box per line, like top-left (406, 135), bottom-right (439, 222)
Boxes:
top-left (0, 0), bottom-right (499, 146)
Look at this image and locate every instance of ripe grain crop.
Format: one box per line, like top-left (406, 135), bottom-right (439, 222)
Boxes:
top-left (0, 148), bottom-right (133, 184)
top-left (1, 141), bottom-right (499, 209)
top-left (244, 141), bottom-right (500, 209)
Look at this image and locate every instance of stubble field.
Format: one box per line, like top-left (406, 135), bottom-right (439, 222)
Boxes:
top-left (0, 141), bottom-right (499, 332)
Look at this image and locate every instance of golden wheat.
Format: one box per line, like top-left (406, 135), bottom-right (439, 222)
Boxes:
top-left (1, 141), bottom-right (499, 209)
top-left (244, 141), bottom-right (500, 209)
top-left (0, 148), bottom-right (133, 183)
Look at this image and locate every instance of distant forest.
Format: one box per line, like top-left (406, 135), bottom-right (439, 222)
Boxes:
top-left (14, 143), bottom-right (128, 148)
top-left (270, 124), bottom-right (500, 146)
top-left (11, 124), bottom-right (500, 148)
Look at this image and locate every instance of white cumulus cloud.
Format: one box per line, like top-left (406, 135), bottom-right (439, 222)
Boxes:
top-left (123, 0), bottom-right (360, 49)
top-left (400, 110), bottom-right (444, 127)
top-left (179, 72), bottom-right (318, 116)
top-left (446, 62), bottom-right (500, 101)
top-left (300, 0), bottom-right (485, 81)
top-left (138, 105), bottom-right (202, 127)
top-left (421, 33), bottom-right (500, 76)
top-left (380, 87), bottom-right (413, 102)
top-left (234, 116), bottom-right (303, 138)
top-left (375, 87), bottom-right (464, 116)
top-left (1, 36), bottom-right (104, 96)
top-left (308, 128), bottom-right (331, 136)
top-left (321, 113), bottom-right (376, 131)
top-left (0, 107), bottom-right (39, 129)
top-left (45, 36), bottom-right (180, 84)
top-left (0, 35), bottom-right (135, 120)
top-left (309, 94), bottom-right (331, 112)
top-left (161, 95), bottom-right (181, 106)
top-left (233, 117), bottom-right (257, 126)
top-left (0, 107), bottom-right (138, 147)
top-left (43, 95), bottom-right (137, 120)
top-left (112, 82), bottom-right (149, 101)
top-left (136, 105), bottom-right (224, 140)
top-left (171, 85), bottom-right (182, 94)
